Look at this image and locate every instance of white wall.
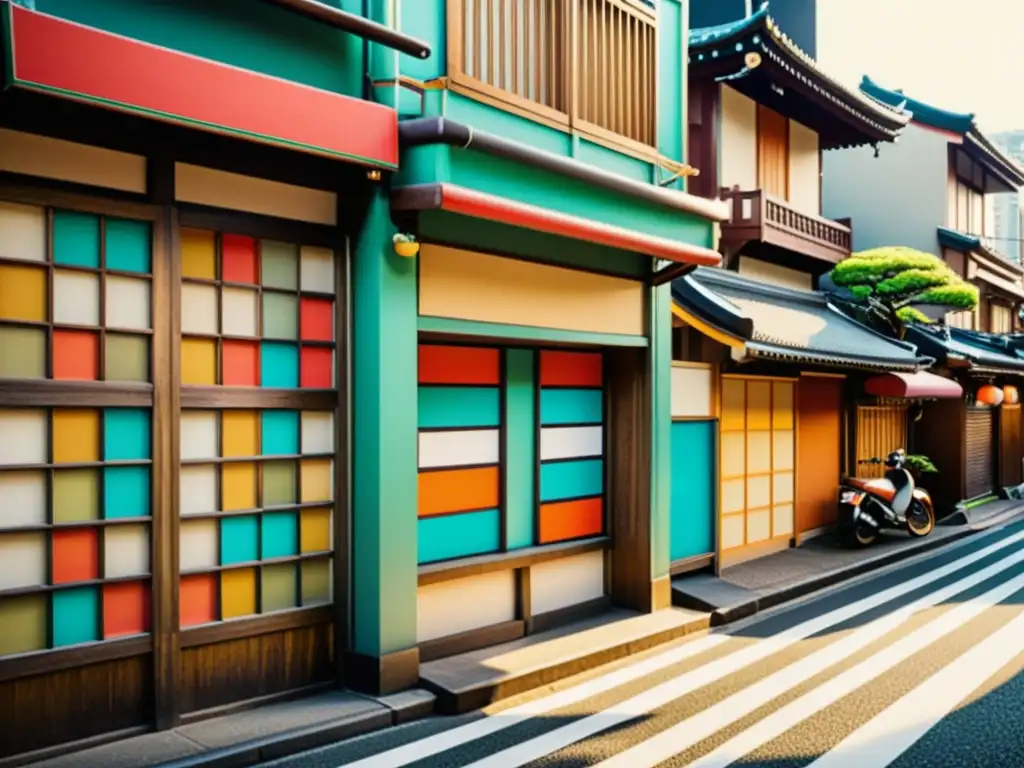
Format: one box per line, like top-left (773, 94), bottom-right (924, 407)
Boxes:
top-left (719, 86), bottom-right (758, 193)
top-left (788, 120), bottom-right (820, 215)
top-left (738, 256), bottom-right (813, 291)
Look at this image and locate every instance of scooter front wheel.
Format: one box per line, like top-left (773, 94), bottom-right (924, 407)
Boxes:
top-left (906, 500), bottom-right (934, 537)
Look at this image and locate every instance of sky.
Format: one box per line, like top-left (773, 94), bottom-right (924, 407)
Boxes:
top-left (817, 0), bottom-right (1024, 134)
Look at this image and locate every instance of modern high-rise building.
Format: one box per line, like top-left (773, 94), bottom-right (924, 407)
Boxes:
top-left (991, 130), bottom-right (1024, 262)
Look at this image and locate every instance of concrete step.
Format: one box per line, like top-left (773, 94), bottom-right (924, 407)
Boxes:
top-left (419, 606), bottom-right (710, 714)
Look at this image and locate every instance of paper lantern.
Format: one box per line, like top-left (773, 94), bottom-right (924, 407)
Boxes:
top-left (1004, 385), bottom-right (1020, 405)
top-left (976, 384), bottom-right (1005, 406)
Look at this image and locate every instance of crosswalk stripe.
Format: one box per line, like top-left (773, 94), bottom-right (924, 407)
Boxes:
top-left (683, 562), bottom-right (1024, 768)
top-left (806, 604), bottom-right (1024, 767)
top-left (454, 532), bottom-right (1024, 768)
top-left (595, 547), bottom-right (1024, 768)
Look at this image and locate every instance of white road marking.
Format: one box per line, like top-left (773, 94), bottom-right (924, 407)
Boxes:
top-left (335, 528), bottom-right (1024, 768)
top-left (807, 605), bottom-right (1024, 767)
top-left (685, 563), bottom-right (1024, 768)
top-left (454, 533), bottom-right (1024, 768)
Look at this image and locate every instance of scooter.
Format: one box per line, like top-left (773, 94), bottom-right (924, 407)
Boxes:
top-left (837, 449), bottom-right (936, 547)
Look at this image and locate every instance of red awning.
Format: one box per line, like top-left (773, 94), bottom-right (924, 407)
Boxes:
top-left (4, 4), bottom-right (398, 168)
top-left (391, 183), bottom-right (723, 266)
top-left (864, 371), bottom-right (963, 399)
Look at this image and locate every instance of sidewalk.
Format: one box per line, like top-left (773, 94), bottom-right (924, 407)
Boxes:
top-left (19, 689), bottom-right (435, 768)
top-left (672, 499), bottom-right (1024, 624)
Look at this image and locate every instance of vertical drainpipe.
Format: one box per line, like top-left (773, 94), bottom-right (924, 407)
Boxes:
top-left (367, 0), bottom-right (400, 110)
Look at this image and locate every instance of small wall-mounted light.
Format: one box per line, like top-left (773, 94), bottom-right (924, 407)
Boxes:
top-left (393, 232), bottom-right (419, 258)
top-left (745, 52), bottom-right (762, 69)
top-left (367, 169), bottom-right (382, 181)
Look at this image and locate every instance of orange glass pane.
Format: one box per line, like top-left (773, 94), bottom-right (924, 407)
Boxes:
top-left (222, 340), bottom-right (259, 386)
top-left (299, 297), bottom-right (333, 342)
top-left (180, 573), bottom-right (217, 627)
top-left (52, 330), bottom-right (99, 381)
top-left (103, 581), bottom-right (150, 638)
top-left (52, 528), bottom-right (100, 583)
top-left (52, 409), bottom-right (100, 463)
top-left (221, 234), bottom-right (258, 284)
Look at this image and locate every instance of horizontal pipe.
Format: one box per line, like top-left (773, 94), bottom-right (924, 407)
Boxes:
top-left (259, 0), bottom-right (431, 60)
top-left (399, 117), bottom-right (730, 222)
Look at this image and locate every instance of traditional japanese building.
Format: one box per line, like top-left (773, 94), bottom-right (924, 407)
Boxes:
top-left (906, 325), bottom-right (1024, 511)
top-left (824, 76), bottom-right (1024, 333)
top-left (669, 2), bottom-right (928, 572)
top-left (0, 0), bottom-right (423, 760)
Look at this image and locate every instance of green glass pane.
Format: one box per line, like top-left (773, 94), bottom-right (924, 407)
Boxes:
top-left (260, 241), bottom-right (298, 290)
top-left (105, 334), bottom-right (149, 382)
top-left (0, 326), bottom-right (45, 378)
top-left (53, 469), bottom-right (99, 523)
top-left (262, 461), bottom-right (297, 506)
top-left (0, 594), bottom-right (48, 656)
top-left (301, 558), bottom-right (331, 606)
top-left (261, 562), bottom-right (297, 613)
top-left (262, 293), bottom-right (298, 340)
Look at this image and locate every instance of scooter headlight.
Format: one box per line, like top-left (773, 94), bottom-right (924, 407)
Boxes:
top-left (840, 490), bottom-right (865, 505)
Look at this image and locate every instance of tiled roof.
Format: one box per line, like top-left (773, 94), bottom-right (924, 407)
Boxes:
top-left (906, 325), bottom-right (1024, 375)
top-left (862, 76), bottom-right (1024, 188)
top-left (672, 268), bottom-right (932, 372)
top-left (687, 3), bottom-right (910, 144)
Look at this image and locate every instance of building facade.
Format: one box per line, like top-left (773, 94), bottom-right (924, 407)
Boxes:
top-left (0, 0), bottom-right (728, 759)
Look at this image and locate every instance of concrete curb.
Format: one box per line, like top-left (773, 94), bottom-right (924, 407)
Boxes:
top-left (707, 526), bottom-right (983, 626)
top-left (153, 690), bottom-right (436, 768)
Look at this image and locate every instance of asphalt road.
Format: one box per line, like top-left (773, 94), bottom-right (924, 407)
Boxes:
top-left (260, 518), bottom-right (1024, 768)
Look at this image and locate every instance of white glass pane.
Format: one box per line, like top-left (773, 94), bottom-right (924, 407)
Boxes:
top-left (104, 524), bottom-right (150, 578)
top-left (105, 275), bottom-right (151, 330)
top-left (53, 270), bottom-right (100, 326)
top-left (180, 283), bottom-right (218, 335)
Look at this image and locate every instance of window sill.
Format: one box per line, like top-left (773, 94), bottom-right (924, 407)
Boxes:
top-left (417, 536), bottom-right (610, 586)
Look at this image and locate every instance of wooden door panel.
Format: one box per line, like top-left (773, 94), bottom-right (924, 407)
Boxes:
top-left (796, 377), bottom-right (842, 535)
top-left (966, 406), bottom-right (995, 499)
top-left (757, 104), bottom-right (789, 199)
top-left (1000, 405), bottom-right (1022, 488)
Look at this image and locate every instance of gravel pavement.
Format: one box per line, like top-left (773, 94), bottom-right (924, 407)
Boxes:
top-left (257, 518), bottom-right (1024, 768)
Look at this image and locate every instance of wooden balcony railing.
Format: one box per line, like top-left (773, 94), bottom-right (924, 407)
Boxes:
top-left (447, 0), bottom-right (657, 155)
top-left (719, 187), bottom-right (852, 264)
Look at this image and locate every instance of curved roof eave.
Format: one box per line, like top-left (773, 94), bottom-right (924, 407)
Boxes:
top-left (688, 4), bottom-right (911, 136)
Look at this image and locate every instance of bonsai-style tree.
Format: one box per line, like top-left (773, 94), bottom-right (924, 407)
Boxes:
top-left (826, 246), bottom-right (979, 335)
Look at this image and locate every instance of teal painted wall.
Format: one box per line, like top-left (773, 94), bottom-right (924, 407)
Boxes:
top-left (650, 284), bottom-right (672, 579)
top-left (669, 420), bottom-right (716, 561)
top-left (658, 0), bottom-right (685, 189)
top-left (351, 189), bottom-right (419, 657)
top-left (33, 0), bottom-right (364, 98)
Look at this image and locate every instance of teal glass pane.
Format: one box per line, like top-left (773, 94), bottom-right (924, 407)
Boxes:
top-left (261, 410), bottom-right (299, 455)
top-left (53, 210), bottom-right (101, 268)
top-left (539, 459), bottom-right (604, 502)
top-left (221, 515), bottom-right (259, 564)
top-left (539, 388), bottom-right (603, 425)
top-left (261, 511), bottom-right (299, 558)
top-left (52, 587), bottom-right (100, 647)
top-left (103, 408), bottom-right (151, 460)
top-left (418, 509), bottom-right (500, 564)
top-left (103, 466), bottom-right (151, 519)
top-left (418, 386), bottom-right (500, 428)
top-left (104, 218), bottom-right (152, 273)
top-left (260, 343), bottom-right (299, 388)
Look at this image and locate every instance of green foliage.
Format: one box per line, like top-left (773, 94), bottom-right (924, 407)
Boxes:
top-left (896, 306), bottom-right (932, 324)
top-left (904, 454), bottom-right (938, 474)
top-left (828, 246), bottom-right (978, 324)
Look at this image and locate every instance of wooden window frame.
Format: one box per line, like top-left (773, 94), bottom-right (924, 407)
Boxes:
top-left (445, 0), bottom-right (661, 162)
top-left (0, 183), bottom-right (163, 684)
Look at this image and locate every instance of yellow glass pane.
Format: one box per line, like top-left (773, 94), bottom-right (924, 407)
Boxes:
top-left (221, 462), bottom-right (256, 511)
top-left (746, 430), bottom-right (771, 474)
top-left (747, 381), bottom-right (772, 430)
top-left (221, 411), bottom-right (258, 457)
top-left (300, 459), bottom-right (332, 503)
top-left (220, 567), bottom-right (256, 619)
top-left (721, 432), bottom-right (746, 477)
top-left (53, 409), bottom-right (100, 463)
top-left (0, 594), bottom-right (47, 656)
top-left (180, 229), bottom-right (217, 280)
top-left (773, 382), bottom-right (795, 429)
top-left (300, 507), bottom-right (332, 553)
top-left (181, 338), bottom-right (217, 385)
top-left (0, 263), bottom-right (47, 322)
top-left (720, 379), bottom-right (745, 431)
